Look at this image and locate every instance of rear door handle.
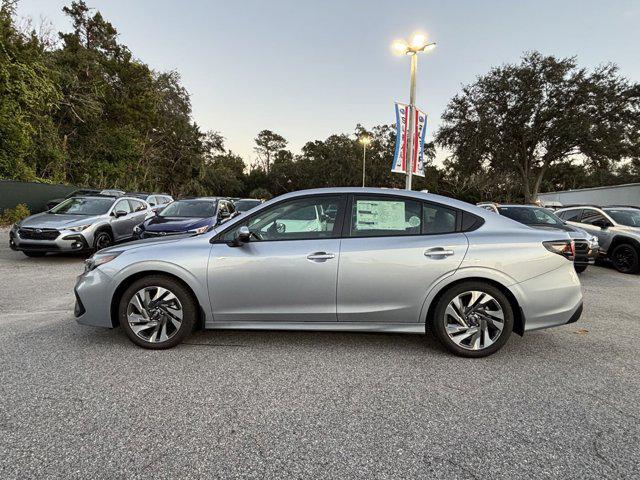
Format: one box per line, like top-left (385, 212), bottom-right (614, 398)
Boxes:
top-left (424, 247), bottom-right (454, 258)
top-left (307, 252), bottom-right (335, 262)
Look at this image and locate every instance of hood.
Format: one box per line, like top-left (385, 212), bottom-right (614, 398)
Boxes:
top-left (18, 212), bottom-right (103, 229)
top-left (143, 216), bottom-right (214, 232)
top-left (98, 234), bottom-right (192, 255)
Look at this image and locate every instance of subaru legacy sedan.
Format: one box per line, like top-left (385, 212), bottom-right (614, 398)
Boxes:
top-left (75, 188), bottom-right (583, 357)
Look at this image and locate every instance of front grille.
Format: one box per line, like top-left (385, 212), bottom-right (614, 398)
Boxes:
top-left (18, 228), bottom-right (60, 240)
top-left (574, 240), bottom-right (589, 255)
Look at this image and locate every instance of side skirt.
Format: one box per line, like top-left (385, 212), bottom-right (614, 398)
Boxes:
top-left (205, 321), bottom-right (426, 334)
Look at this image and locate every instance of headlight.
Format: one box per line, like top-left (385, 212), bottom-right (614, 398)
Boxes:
top-left (84, 251), bottom-right (122, 272)
top-left (68, 224), bottom-right (92, 232)
top-left (189, 226), bottom-right (209, 235)
top-left (588, 236), bottom-right (599, 249)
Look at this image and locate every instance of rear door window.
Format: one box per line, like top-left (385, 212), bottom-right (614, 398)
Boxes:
top-left (350, 196), bottom-right (422, 237)
top-left (558, 209), bottom-right (583, 222)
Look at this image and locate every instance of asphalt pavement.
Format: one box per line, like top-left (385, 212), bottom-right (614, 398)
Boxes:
top-left (1, 228), bottom-right (639, 479)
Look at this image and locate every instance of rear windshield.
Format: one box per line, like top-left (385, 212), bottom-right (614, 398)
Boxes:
top-left (604, 209), bottom-right (640, 227)
top-left (159, 200), bottom-right (217, 218)
top-left (50, 197), bottom-right (114, 215)
top-left (498, 206), bottom-right (564, 226)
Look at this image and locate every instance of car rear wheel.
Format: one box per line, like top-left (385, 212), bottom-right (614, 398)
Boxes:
top-left (118, 275), bottom-right (197, 349)
top-left (430, 282), bottom-right (514, 358)
top-left (611, 243), bottom-right (640, 274)
top-left (23, 251), bottom-right (46, 257)
top-left (574, 264), bottom-right (588, 273)
top-left (93, 230), bottom-right (113, 252)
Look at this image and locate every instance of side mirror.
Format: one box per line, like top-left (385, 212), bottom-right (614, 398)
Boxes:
top-left (593, 219), bottom-right (610, 229)
top-left (237, 226), bottom-right (251, 242)
top-left (114, 210), bottom-right (128, 218)
top-left (220, 211), bottom-right (231, 219)
top-left (149, 202), bottom-right (156, 207)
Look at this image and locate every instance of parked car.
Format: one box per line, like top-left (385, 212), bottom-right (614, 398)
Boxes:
top-left (45, 189), bottom-right (101, 211)
top-left (233, 198), bottom-right (263, 212)
top-left (9, 195), bottom-right (150, 257)
top-left (477, 203), bottom-right (598, 273)
top-left (556, 205), bottom-right (640, 273)
top-left (74, 188), bottom-right (583, 357)
top-left (127, 193), bottom-right (174, 213)
top-left (133, 197), bottom-right (234, 239)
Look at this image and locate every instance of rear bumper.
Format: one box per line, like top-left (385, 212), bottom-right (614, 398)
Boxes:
top-left (509, 262), bottom-right (584, 332)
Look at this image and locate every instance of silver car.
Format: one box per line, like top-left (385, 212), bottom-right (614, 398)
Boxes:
top-left (556, 205), bottom-right (640, 273)
top-left (10, 195), bottom-right (150, 257)
top-left (74, 188), bottom-right (583, 357)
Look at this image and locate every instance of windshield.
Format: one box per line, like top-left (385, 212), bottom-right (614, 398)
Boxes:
top-left (498, 206), bottom-right (564, 226)
top-left (604, 208), bottom-right (640, 227)
top-left (50, 197), bottom-right (113, 215)
top-left (159, 200), bottom-right (217, 218)
top-left (234, 200), bottom-right (261, 212)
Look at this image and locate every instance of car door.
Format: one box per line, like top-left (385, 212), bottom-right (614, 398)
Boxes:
top-left (208, 195), bottom-right (346, 322)
top-left (337, 194), bottom-right (469, 323)
top-left (110, 199), bottom-right (133, 240)
top-left (579, 208), bottom-right (615, 250)
top-left (128, 199), bottom-right (149, 233)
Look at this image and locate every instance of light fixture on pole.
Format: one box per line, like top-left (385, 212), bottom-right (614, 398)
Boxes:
top-left (359, 135), bottom-right (371, 187)
top-left (392, 32), bottom-right (436, 190)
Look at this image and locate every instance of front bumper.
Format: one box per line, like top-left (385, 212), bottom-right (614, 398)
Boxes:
top-left (74, 267), bottom-right (116, 328)
top-left (10, 228), bottom-right (92, 253)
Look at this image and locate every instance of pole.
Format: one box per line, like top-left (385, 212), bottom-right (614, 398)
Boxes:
top-left (362, 142), bottom-right (367, 187)
top-left (405, 53), bottom-right (417, 190)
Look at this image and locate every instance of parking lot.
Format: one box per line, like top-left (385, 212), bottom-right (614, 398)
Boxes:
top-left (1, 227), bottom-right (639, 479)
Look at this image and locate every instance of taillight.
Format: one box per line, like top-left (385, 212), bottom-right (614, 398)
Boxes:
top-left (543, 240), bottom-right (575, 260)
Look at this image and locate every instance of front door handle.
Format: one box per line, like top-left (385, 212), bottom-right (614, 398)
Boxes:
top-left (307, 252), bottom-right (335, 262)
top-left (424, 247), bottom-right (454, 258)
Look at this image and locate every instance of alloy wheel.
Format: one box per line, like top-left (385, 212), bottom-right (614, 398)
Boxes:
top-left (613, 245), bottom-right (635, 272)
top-left (127, 286), bottom-right (183, 343)
top-left (443, 290), bottom-right (505, 351)
top-left (95, 232), bottom-right (112, 251)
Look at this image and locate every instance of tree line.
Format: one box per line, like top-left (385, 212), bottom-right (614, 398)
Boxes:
top-left (2, 1), bottom-right (639, 204)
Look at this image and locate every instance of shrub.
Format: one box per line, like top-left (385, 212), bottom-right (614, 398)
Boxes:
top-left (0, 204), bottom-right (30, 226)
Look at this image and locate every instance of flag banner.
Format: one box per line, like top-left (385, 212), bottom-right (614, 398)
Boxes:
top-left (412, 109), bottom-right (427, 177)
top-left (392, 103), bottom-right (409, 173)
top-left (392, 103), bottom-right (427, 176)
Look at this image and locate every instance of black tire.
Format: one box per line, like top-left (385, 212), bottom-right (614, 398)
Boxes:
top-left (118, 275), bottom-right (197, 349)
top-left (93, 229), bottom-right (113, 252)
top-left (430, 281), bottom-right (514, 358)
top-left (610, 243), bottom-right (640, 274)
top-left (574, 264), bottom-right (588, 273)
top-left (23, 251), bottom-right (46, 257)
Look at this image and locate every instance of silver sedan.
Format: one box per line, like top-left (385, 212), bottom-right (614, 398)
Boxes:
top-left (74, 188), bottom-right (583, 357)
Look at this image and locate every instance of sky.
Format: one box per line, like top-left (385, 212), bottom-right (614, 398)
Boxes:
top-left (16, 0), bottom-right (640, 166)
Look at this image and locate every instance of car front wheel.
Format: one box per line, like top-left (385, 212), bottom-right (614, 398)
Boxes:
top-left (431, 282), bottom-right (514, 358)
top-left (610, 244), bottom-right (640, 274)
top-left (574, 264), bottom-right (588, 273)
top-left (118, 275), bottom-right (197, 349)
top-left (93, 230), bottom-right (113, 252)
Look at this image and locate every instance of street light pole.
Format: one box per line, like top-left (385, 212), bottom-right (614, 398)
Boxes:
top-left (406, 53), bottom-right (417, 190)
top-left (392, 33), bottom-right (435, 191)
top-left (359, 135), bottom-right (371, 187)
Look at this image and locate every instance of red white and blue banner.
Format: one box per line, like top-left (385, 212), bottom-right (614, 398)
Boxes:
top-left (392, 103), bottom-right (427, 177)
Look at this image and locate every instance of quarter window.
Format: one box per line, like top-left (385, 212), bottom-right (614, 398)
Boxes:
top-left (222, 196), bottom-right (344, 242)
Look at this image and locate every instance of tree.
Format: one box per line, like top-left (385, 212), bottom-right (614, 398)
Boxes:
top-left (437, 52), bottom-right (640, 203)
top-left (254, 129), bottom-right (287, 175)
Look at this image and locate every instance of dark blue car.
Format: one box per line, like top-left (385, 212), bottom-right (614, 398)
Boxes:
top-left (135, 198), bottom-right (235, 238)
